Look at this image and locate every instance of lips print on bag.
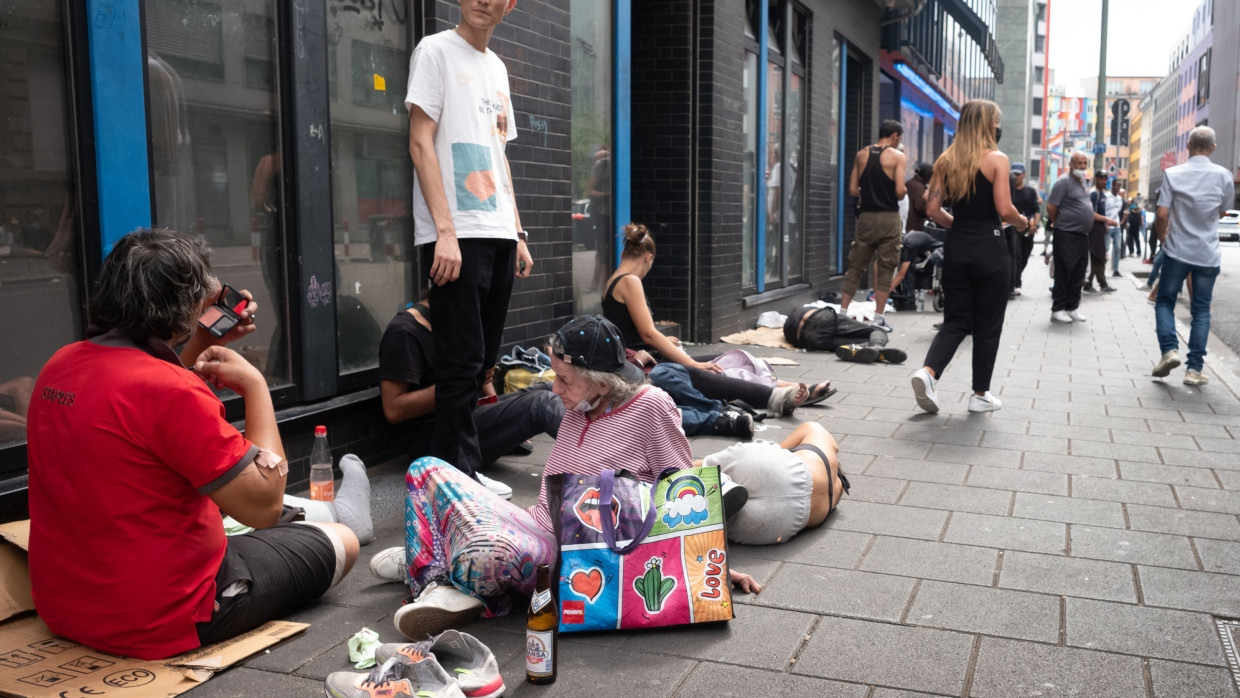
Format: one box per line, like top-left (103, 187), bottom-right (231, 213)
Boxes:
top-left (574, 487), bottom-right (621, 533)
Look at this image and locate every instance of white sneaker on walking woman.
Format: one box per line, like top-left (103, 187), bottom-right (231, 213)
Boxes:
top-left (911, 368), bottom-right (940, 414)
top-left (967, 392), bottom-right (1003, 412)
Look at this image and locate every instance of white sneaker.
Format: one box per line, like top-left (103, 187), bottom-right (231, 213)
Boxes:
top-left (1152, 350), bottom-right (1182, 378)
top-left (1184, 369), bottom-right (1209, 386)
top-left (1067, 309), bottom-right (1088, 322)
top-left (911, 368), bottom-right (940, 414)
top-left (1051, 310), bottom-right (1072, 323)
top-left (476, 472), bottom-right (512, 500)
top-left (968, 392), bottom-right (1003, 412)
top-left (394, 582), bottom-right (485, 641)
top-left (375, 630), bottom-right (504, 698)
top-left (369, 546), bottom-right (406, 583)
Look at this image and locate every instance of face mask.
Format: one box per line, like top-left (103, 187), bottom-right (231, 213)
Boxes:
top-left (572, 395), bottom-right (601, 413)
top-left (1072, 168), bottom-right (1088, 180)
top-left (994, 127), bottom-right (1003, 144)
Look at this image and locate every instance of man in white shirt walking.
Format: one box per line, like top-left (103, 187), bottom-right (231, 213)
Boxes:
top-left (1151, 126), bottom-right (1236, 385)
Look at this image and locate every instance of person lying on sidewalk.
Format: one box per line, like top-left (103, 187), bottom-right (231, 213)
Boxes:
top-left (784, 305), bottom-right (909, 365)
top-left (368, 315), bottom-right (763, 643)
top-left (26, 229), bottom-right (361, 661)
top-left (378, 297), bottom-right (565, 500)
top-left (702, 421), bottom-right (849, 545)
top-left (604, 223), bottom-right (834, 415)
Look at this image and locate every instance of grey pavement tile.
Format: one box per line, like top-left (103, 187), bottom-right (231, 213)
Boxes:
top-left (1118, 461), bottom-right (1221, 488)
top-left (1012, 492), bottom-right (1126, 527)
top-left (864, 406), bottom-right (954, 425)
top-left (189, 667), bottom-right (324, 697)
top-left (1069, 439), bottom-right (1162, 463)
top-left (841, 434), bottom-right (932, 459)
top-left (897, 482), bottom-right (1013, 516)
top-left (1216, 470), bottom-right (1240, 490)
top-left (964, 465), bottom-right (1068, 496)
top-left (972, 416), bottom-right (1031, 435)
top-left (732, 527), bottom-right (873, 570)
top-left (1027, 421), bottom-right (1108, 442)
top-left (1190, 412), bottom-right (1240, 427)
top-left (1000, 386), bottom-right (1069, 402)
top-left (825, 500), bottom-right (949, 541)
top-left (244, 603), bottom-right (389, 673)
top-left (1110, 405), bottom-right (1186, 422)
top-left (1162, 447), bottom-right (1240, 470)
top-left (926, 443), bottom-right (1023, 468)
top-left (793, 616), bottom-right (972, 696)
top-left (1126, 503), bottom-right (1240, 541)
top-left (969, 637), bottom-right (1147, 698)
top-left (859, 536), bottom-right (1000, 586)
top-left (1035, 398), bottom-right (1107, 415)
top-left (1194, 539), bottom-right (1240, 575)
top-left (944, 512), bottom-right (1068, 555)
top-left (999, 551), bottom-right (1138, 603)
top-left (893, 423), bottom-right (985, 447)
top-left (673, 664), bottom-right (867, 698)
top-left (907, 580), bottom-right (1059, 643)
top-left (1065, 597), bottom-right (1224, 664)
top-left (756, 563), bottom-right (916, 622)
top-left (499, 644), bottom-right (696, 698)
top-left (1147, 419), bottom-right (1234, 438)
top-left (1148, 659), bottom-right (1240, 698)
top-left (720, 551), bottom-right (782, 605)
top-left (1176, 485), bottom-right (1240, 515)
top-left (1109, 428), bottom-right (1199, 449)
top-left (1070, 413), bottom-right (1150, 431)
top-left (839, 393), bottom-right (928, 412)
top-left (979, 431), bottom-right (1068, 455)
top-left (817, 415), bottom-right (901, 438)
top-left (1070, 476), bottom-right (1178, 507)
top-left (864, 456), bottom-right (969, 485)
top-left (840, 473), bottom-right (907, 503)
top-left (1139, 566), bottom-right (1240, 616)
top-left (1072, 392), bottom-right (1142, 407)
top-left (1021, 451), bottom-right (1118, 477)
top-left (615, 604), bottom-right (816, 671)
top-left (871, 690), bottom-right (956, 698)
top-left (991, 405), bottom-right (1069, 425)
top-left (1069, 525), bottom-right (1199, 570)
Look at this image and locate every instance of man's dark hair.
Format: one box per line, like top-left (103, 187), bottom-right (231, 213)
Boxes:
top-left (879, 120), bottom-right (904, 139)
top-left (915, 162), bottom-right (934, 180)
top-left (89, 228), bottom-right (215, 342)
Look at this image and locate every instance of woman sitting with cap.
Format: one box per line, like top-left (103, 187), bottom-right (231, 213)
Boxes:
top-left (375, 315), bottom-right (763, 643)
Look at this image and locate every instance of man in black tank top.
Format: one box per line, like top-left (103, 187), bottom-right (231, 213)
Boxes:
top-left (843, 120), bottom-right (907, 333)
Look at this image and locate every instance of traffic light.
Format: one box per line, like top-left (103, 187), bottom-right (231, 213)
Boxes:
top-left (1118, 117), bottom-right (1129, 147)
top-left (1109, 99), bottom-right (1131, 147)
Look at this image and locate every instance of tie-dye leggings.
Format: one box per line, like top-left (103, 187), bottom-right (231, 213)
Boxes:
top-left (405, 457), bottom-right (556, 617)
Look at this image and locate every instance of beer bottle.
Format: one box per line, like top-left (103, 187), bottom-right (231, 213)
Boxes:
top-left (525, 563), bottom-right (558, 684)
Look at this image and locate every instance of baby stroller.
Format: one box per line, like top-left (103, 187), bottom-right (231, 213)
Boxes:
top-left (891, 227), bottom-right (945, 312)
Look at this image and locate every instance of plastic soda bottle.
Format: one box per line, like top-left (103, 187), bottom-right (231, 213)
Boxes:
top-left (309, 425), bottom-right (334, 501)
top-left (525, 563), bottom-right (558, 684)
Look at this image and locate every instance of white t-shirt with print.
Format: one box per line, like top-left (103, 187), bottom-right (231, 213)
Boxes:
top-left (405, 29), bottom-right (518, 245)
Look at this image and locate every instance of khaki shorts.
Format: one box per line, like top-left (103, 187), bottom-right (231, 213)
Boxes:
top-left (842, 211), bottom-right (903, 295)
top-left (704, 440), bottom-right (811, 546)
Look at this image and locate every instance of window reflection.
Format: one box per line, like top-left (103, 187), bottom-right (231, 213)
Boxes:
top-left (742, 52), bottom-right (758, 288)
top-left (146, 0), bottom-right (290, 386)
top-left (0, 2), bottom-right (82, 447)
top-left (328, 2), bottom-right (414, 374)
top-left (765, 61), bottom-right (783, 286)
top-left (570, 0), bottom-right (612, 316)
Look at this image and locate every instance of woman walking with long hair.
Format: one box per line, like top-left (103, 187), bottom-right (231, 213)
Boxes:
top-left (910, 100), bottom-right (1031, 413)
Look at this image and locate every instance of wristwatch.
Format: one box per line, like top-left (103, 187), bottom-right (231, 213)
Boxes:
top-left (516, 230), bottom-right (529, 242)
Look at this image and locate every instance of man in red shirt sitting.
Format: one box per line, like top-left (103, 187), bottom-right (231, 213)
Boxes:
top-left (25, 229), bottom-right (359, 660)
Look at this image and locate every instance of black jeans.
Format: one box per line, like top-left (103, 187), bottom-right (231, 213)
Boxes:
top-left (425, 238), bottom-right (517, 477)
top-left (1006, 227), bottom-right (1022, 292)
top-left (923, 227), bottom-right (1010, 393)
top-left (402, 383), bottom-right (563, 467)
top-left (686, 362), bottom-right (772, 407)
top-left (1017, 233), bottom-right (1035, 286)
top-left (1051, 230), bottom-right (1090, 311)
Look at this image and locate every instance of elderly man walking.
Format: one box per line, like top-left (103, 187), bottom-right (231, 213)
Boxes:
top-left (1046, 152), bottom-right (1110, 323)
top-left (1151, 126), bottom-right (1236, 385)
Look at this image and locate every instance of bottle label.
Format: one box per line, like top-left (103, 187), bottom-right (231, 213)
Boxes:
top-left (531, 589), bottom-right (552, 614)
top-left (526, 629), bottom-right (554, 676)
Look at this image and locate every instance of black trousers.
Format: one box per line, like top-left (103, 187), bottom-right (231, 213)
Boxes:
top-left (425, 238), bottom-right (517, 477)
top-left (923, 227), bottom-right (1010, 393)
top-left (1087, 253), bottom-right (1108, 288)
top-left (1051, 230), bottom-right (1090, 311)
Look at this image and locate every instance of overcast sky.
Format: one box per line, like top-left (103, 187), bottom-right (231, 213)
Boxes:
top-left (1048, 0), bottom-right (1202, 87)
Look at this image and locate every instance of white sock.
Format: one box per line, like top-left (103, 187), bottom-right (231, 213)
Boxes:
top-left (873, 312), bottom-right (884, 320)
top-left (282, 453), bottom-right (373, 544)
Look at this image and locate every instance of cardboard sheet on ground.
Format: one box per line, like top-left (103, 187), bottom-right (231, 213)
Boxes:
top-left (719, 327), bottom-right (794, 349)
top-left (0, 521), bottom-right (308, 697)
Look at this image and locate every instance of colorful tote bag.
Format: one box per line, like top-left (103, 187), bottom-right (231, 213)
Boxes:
top-left (546, 466), bottom-right (734, 633)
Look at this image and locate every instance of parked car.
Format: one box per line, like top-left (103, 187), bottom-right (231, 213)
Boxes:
top-left (1219, 210), bottom-right (1240, 243)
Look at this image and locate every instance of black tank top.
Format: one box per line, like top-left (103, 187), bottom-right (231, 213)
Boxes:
top-left (602, 274), bottom-right (647, 350)
top-left (948, 171), bottom-right (1001, 233)
top-left (859, 146), bottom-right (899, 212)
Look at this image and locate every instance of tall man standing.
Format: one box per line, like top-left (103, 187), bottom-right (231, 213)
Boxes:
top-left (1151, 126), bottom-right (1235, 385)
top-left (843, 120), bottom-right (907, 333)
top-left (405, 0), bottom-right (532, 494)
top-left (1046, 152), bottom-right (1108, 323)
top-left (1007, 162), bottom-right (1041, 296)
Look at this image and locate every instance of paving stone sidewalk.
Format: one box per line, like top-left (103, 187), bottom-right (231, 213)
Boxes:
top-left (190, 255), bottom-right (1240, 697)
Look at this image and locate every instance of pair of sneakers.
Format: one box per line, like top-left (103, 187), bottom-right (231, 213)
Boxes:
top-left (1050, 309), bottom-right (1087, 323)
top-left (369, 551), bottom-right (488, 640)
top-left (835, 344), bottom-right (907, 364)
top-left (910, 368), bottom-right (1001, 414)
top-left (711, 408), bottom-right (755, 439)
top-left (1152, 350), bottom-right (1209, 386)
top-left (324, 630), bottom-right (503, 698)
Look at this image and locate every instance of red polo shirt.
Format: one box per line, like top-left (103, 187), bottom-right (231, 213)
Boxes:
top-left (26, 333), bottom-right (255, 659)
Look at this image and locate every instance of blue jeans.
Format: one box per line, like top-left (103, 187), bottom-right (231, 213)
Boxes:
top-left (648, 364), bottom-right (721, 435)
top-left (1155, 255), bottom-right (1220, 371)
top-left (1147, 250), bottom-right (1165, 288)
top-left (1107, 226), bottom-right (1123, 273)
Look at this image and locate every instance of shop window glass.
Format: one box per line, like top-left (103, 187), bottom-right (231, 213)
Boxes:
top-left (784, 71), bottom-right (804, 280)
top-left (146, 0), bottom-right (291, 387)
top-left (764, 60), bottom-right (783, 287)
top-left (328, 2), bottom-right (415, 374)
top-left (742, 51), bottom-right (759, 289)
top-left (0, 2), bottom-right (83, 448)
top-left (570, 0), bottom-right (613, 316)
